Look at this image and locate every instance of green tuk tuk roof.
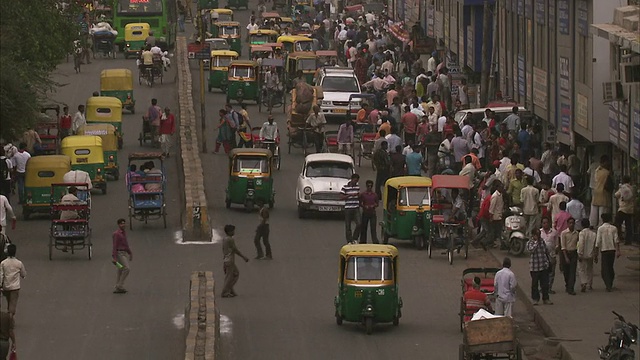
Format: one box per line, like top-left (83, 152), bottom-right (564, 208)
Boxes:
top-left (339, 244), bottom-right (399, 258)
top-left (384, 176), bottom-right (432, 189)
top-left (228, 148), bottom-right (272, 158)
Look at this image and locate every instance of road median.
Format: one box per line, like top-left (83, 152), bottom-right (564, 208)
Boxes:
top-left (185, 271), bottom-right (219, 360)
top-left (176, 36), bottom-right (211, 241)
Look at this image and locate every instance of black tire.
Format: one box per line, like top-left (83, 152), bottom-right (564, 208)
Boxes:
top-left (23, 209), bottom-right (30, 221)
top-left (88, 244), bottom-right (93, 260)
top-left (128, 205), bottom-right (133, 230)
top-left (131, 107), bottom-right (135, 114)
top-left (459, 298), bottom-right (465, 332)
top-left (364, 317), bottom-right (373, 335)
top-left (428, 239), bottom-right (433, 258)
top-left (464, 240), bottom-right (469, 259)
top-left (297, 206), bottom-right (305, 219)
top-left (448, 249), bottom-right (453, 265)
top-left (336, 315), bottom-right (342, 325)
top-left (139, 133), bottom-right (143, 146)
top-left (101, 184), bottom-right (107, 195)
top-left (48, 236), bottom-right (53, 260)
top-left (413, 236), bottom-right (424, 250)
top-left (393, 315), bottom-right (399, 326)
top-left (515, 343), bottom-right (522, 360)
top-left (510, 238), bottom-right (525, 256)
top-left (458, 344), bottom-right (466, 360)
top-left (225, 199), bottom-right (231, 209)
top-left (114, 168), bottom-right (120, 181)
top-left (163, 209), bottom-right (167, 228)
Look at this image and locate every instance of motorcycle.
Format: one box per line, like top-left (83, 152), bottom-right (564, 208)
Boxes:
top-left (599, 311), bottom-right (638, 360)
top-left (501, 206), bottom-right (526, 256)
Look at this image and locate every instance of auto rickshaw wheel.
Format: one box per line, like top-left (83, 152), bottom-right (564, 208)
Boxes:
top-left (130, 106), bottom-right (135, 114)
top-left (427, 239), bottom-right (433, 258)
top-left (448, 249), bottom-right (453, 265)
top-left (335, 315), bottom-right (342, 325)
top-left (128, 206), bottom-right (133, 230)
top-left (88, 244), bottom-right (93, 260)
top-left (23, 209), bottom-right (30, 221)
top-left (225, 199), bottom-right (231, 209)
top-left (393, 315), bottom-right (399, 326)
top-left (464, 241), bottom-right (469, 259)
top-left (113, 169), bottom-right (120, 181)
top-left (163, 207), bottom-right (167, 228)
top-left (101, 184), bottom-right (107, 195)
top-left (458, 344), bottom-right (466, 360)
top-left (364, 317), bottom-right (373, 335)
top-left (268, 200), bottom-right (274, 209)
top-left (459, 298), bottom-right (464, 332)
top-left (413, 236), bottom-right (424, 250)
top-left (48, 237), bottom-right (53, 260)
top-left (515, 343), bottom-right (523, 360)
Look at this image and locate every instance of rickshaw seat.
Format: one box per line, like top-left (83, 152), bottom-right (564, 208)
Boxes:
top-left (463, 278), bottom-right (495, 293)
top-left (361, 133), bottom-right (376, 142)
top-left (432, 215), bottom-right (445, 224)
top-left (52, 219), bottom-right (88, 224)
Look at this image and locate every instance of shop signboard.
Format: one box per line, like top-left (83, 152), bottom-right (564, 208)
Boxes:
top-left (559, 56), bottom-right (571, 135)
top-left (633, 108), bottom-right (640, 160)
top-left (558, 0), bottom-right (569, 35)
top-left (533, 67), bottom-right (547, 109)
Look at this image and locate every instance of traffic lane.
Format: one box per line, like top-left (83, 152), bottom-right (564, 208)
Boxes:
top-left (9, 55), bottom-right (205, 360)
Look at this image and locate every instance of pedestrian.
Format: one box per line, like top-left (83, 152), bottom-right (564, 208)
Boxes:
top-left (237, 104), bottom-right (252, 148)
top-left (552, 165), bottom-right (574, 195)
top-left (0, 194), bottom-right (15, 238)
top-left (405, 144), bottom-right (424, 176)
top-left (225, 104), bottom-right (241, 149)
top-left (214, 109), bottom-right (234, 154)
top-left (72, 104), bottom-right (86, 135)
top-left (553, 201), bottom-right (572, 235)
top-left (359, 180), bottom-right (379, 244)
top-left (494, 257), bottom-right (517, 317)
top-left (594, 213), bottom-right (621, 292)
top-left (487, 181), bottom-right (505, 249)
top-left (22, 126), bottom-right (42, 156)
top-left (0, 148), bottom-right (12, 202)
top-left (0, 244), bottom-right (26, 316)
top-left (221, 224), bottom-right (249, 298)
top-left (306, 105), bottom-right (327, 153)
top-left (337, 118), bottom-right (355, 155)
top-left (159, 107), bottom-right (176, 157)
top-left (506, 169), bottom-right (526, 207)
top-left (146, 99), bottom-right (162, 148)
top-left (520, 176), bottom-right (540, 237)
top-left (547, 183), bottom-right (568, 221)
top-left (372, 141), bottom-right (391, 199)
top-left (590, 155), bottom-right (613, 226)
top-left (577, 219), bottom-right (596, 292)
top-left (526, 229), bottom-right (553, 305)
top-left (341, 174), bottom-right (361, 244)
top-left (566, 193), bottom-right (587, 230)
top-left (614, 176), bottom-right (634, 245)
top-left (59, 105), bottom-right (72, 140)
top-left (502, 106), bottom-right (520, 132)
top-left (540, 217), bottom-right (558, 294)
top-left (0, 309), bottom-right (16, 359)
top-left (10, 144), bottom-right (30, 205)
top-left (177, 1), bottom-right (186, 32)
top-left (254, 205), bottom-right (272, 260)
top-left (560, 217), bottom-right (579, 295)
top-left (390, 145), bottom-right (406, 177)
top-left (111, 218), bottom-right (132, 294)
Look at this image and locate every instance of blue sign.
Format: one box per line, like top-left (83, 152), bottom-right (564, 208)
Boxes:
top-left (577, 0), bottom-right (589, 36)
top-left (535, 0), bottom-right (545, 24)
top-left (518, 55), bottom-right (526, 97)
top-left (558, 0), bottom-right (570, 35)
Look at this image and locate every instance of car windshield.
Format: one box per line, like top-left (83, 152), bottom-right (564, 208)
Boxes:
top-left (295, 41), bottom-right (314, 52)
top-left (298, 58), bottom-right (317, 70)
top-left (214, 56), bottom-right (233, 67)
top-left (399, 187), bottom-right (430, 206)
top-left (221, 26), bottom-right (238, 36)
top-left (321, 76), bottom-right (359, 92)
top-left (233, 156), bottom-right (268, 173)
top-left (345, 257), bottom-right (393, 281)
top-left (305, 161), bottom-right (353, 178)
top-left (231, 66), bottom-right (254, 78)
top-left (210, 41), bottom-right (230, 50)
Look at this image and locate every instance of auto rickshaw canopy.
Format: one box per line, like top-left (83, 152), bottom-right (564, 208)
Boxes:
top-left (250, 45), bottom-right (273, 53)
top-left (261, 12), bottom-right (281, 20)
top-left (100, 69), bottom-right (134, 91)
top-left (382, 176), bottom-right (432, 210)
top-left (211, 8), bottom-right (233, 18)
top-left (124, 23), bottom-right (150, 40)
top-left (339, 244), bottom-right (399, 259)
top-left (250, 29), bottom-right (279, 36)
top-left (25, 155), bottom-right (71, 186)
top-left (86, 96), bottom-right (123, 122)
top-left (77, 124), bottom-right (117, 150)
top-left (214, 21), bottom-right (240, 35)
top-left (431, 175), bottom-right (470, 190)
top-left (228, 148), bottom-right (272, 159)
top-left (61, 135), bottom-right (103, 149)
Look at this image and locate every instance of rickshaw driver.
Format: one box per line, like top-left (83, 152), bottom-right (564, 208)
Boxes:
top-left (59, 186), bottom-right (82, 220)
top-left (264, 66), bottom-right (281, 97)
top-left (259, 115), bottom-right (279, 154)
top-left (63, 169), bottom-right (93, 191)
top-left (150, 44), bottom-right (171, 70)
top-left (357, 257), bottom-right (381, 280)
top-left (139, 46), bottom-right (154, 74)
top-left (463, 276), bottom-right (493, 318)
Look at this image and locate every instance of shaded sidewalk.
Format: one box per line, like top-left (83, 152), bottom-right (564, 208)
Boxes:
top-left (489, 244), bottom-right (640, 360)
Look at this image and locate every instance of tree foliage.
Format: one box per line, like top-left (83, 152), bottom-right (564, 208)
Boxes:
top-left (0, 0), bottom-right (81, 141)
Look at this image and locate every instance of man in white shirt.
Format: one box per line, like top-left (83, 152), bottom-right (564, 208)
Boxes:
top-left (259, 116), bottom-right (279, 153)
top-left (426, 52), bottom-right (437, 73)
top-left (488, 182), bottom-right (505, 248)
top-left (0, 243), bottom-right (26, 316)
top-left (566, 194), bottom-right (587, 230)
top-left (547, 183), bottom-right (569, 220)
top-left (63, 169), bottom-right (93, 190)
top-left (594, 213), bottom-right (620, 292)
top-left (494, 257), bottom-right (517, 317)
top-left (11, 144), bottom-right (31, 204)
top-left (551, 165), bottom-right (574, 194)
top-left (459, 156), bottom-right (476, 188)
top-left (502, 106), bottom-right (520, 132)
top-left (437, 114), bottom-right (447, 133)
top-left (520, 176), bottom-right (540, 238)
top-left (577, 219), bottom-right (596, 292)
top-left (364, 11), bottom-right (375, 25)
top-left (72, 105), bottom-right (86, 135)
top-left (0, 195), bottom-right (16, 235)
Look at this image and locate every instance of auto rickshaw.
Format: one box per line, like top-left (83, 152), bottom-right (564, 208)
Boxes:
top-left (210, 8), bottom-right (233, 23)
top-left (227, 0), bottom-right (248, 10)
top-left (123, 23), bottom-right (150, 58)
top-left (279, 17), bottom-right (294, 30)
top-left (277, 35), bottom-right (314, 53)
top-left (286, 51), bottom-right (317, 87)
top-left (60, 136), bottom-right (107, 194)
top-left (249, 29), bottom-right (279, 45)
top-left (208, 50), bottom-right (239, 92)
top-left (85, 96), bottom-right (124, 149)
top-left (334, 244), bottom-right (402, 335)
top-left (380, 176), bottom-right (433, 249)
top-left (212, 21), bottom-right (241, 55)
top-left (225, 148), bottom-right (275, 211)
top-left (250, 45), bottom-right (273, 62)
top-left (261, 12), bottom-right (281, 24)
top-left (316, 50), bottom-right (338, 67)
top-left (22, 155), bottom-right (72, 220)
top-left (100, 69), bottom-right (135, 114)
top-left (77, 124), bottom-right (120, 180)
top-left (227, 60), bottom-right (260, 104)
top-left (205, 37), bottom-right (231, 51)
top-left (429, 175), bottom-right (471, 264)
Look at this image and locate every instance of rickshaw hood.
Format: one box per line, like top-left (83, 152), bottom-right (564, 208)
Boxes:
top-left (431, 175), bottom-right (470, 190)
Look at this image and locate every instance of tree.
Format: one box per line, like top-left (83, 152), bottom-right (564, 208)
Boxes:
top-left (0, 0), bottom-right (81, 141)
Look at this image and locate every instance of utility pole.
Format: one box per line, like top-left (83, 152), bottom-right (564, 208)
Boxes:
top-left (480, 0), bottom-right (491, 106)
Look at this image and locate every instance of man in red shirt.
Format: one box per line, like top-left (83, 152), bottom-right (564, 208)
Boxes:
top-left (112, 218), bottom-right (132, 294)
top-left (59, 106), bottom-right (72, 140)
top-left (473, 182), bottom-right (495, 248)
top-left (159, 107), bottom-right (176, 157)
top-left (463, 277), bottom-right (493, 321)
top-left (401, 106), bottom-right (419, 144)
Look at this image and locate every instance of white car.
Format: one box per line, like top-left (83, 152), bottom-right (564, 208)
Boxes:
top-left (316, 67), bottom-right (362, 119)
top-left (296, 153), bottom-right (355, 218)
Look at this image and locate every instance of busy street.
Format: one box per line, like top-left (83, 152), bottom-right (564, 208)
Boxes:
top-left (0, 0), bottom-right (639, 360)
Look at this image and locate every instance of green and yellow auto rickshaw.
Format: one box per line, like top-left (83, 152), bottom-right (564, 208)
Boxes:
top-left (60, 136), bottom-right (107, 194)
top-left (249, 29), bottom-right (279, 45)
top-left (77, 124), bottom-right (120, 180)
top-left (226, 60), bottom-right (260, 104)
top-left (100, 69), bottom-right (135, 114)
top-left (210, 8), bottom-right (233, 23)
top-left (334, 244), bottom-right (402, 335)
top-left (212, 21), bottom-right (241, 55)
top-left (225, 148), bottom-right (275, 211)
top-left (208, 50), bottom-right (238, 92)
top-left (22, 155), bottom-right (72, 220)
top-left (277, 35), bottom-right (314, 53)
top-left (286, 51), bottom-right (317, 86)
top-left (380, 176), bottom-right (433, 249)
top-left (86, 96), bottom-right (124, 149)
top-left (123, 22), bottom-right (150, 58)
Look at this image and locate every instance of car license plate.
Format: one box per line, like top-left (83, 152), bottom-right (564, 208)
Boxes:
top-left (334, 109), bottom-right (346, 114)
top-left (318, 206), bottom-right (341, 212)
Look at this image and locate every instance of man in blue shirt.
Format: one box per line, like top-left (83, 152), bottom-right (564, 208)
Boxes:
top-left (517, 122), bottom-right (531, 163)
top-left (405, 144), bottom-right (424, 175)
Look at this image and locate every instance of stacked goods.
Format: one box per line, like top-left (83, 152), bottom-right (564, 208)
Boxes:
top-left (293, 82), bottom-right (314, 115)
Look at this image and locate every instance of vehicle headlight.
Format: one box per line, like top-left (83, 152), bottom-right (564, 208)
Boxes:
top-left (412, 226), bottom-right (418, 231)
top-left (322, 100), bottom-right (332, 106)
top-left (303, 186), bottom-right (312, 195)
top-left (247, 189), bottom-right (255, 196)
top-left (366, 305), bottom-right (373, 311)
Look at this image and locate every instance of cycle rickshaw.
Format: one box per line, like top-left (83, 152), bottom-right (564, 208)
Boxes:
top-left (49, 182), bottom-right (92, 260)
top-left (251, 127), bottom-right (281, 170)
top-left (127, 153), bottom-right (167, 229)
top-left (258, 58), bottom-right (286, 113)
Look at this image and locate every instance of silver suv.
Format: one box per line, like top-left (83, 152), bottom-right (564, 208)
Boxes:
top-left (315, 68), bottom-right (362, 119)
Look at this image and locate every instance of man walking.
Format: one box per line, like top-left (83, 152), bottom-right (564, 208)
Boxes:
top-left (112, 218), bottom-right (132, 294)
top-left (494, 257), bottom-right (517, 317)
top-left (341, 174), bottom-right (361, 244)
top-left (614, 176), bottom-right (634, 245)
top-left (359, 180), bottom-right (379, 244)
top-left (222, 224), bottom-right (249, 298)
top-left (560, 218), bottom-right (579, 295)
top-left (146, 99), bottom-right (163, 148)
top-left (0, 244), bottom-right (26, 316)
top-left (488, 181), bottom-right (505, 249)
top-left (11, 143), bottom-right (30, 204)
top-left (594, 213), bottom-right (620, 292)
top-left (0, 310), bottom-right (16, 359)
top-left (577, 219), bottom-right (596, 292)
top-left (526, 229), bottom-right (553, 305)
top-left (254, 205), bottom-right (272, 260)
top-left (521, 176), bottom-right (540, 237)
top-left (590, 155), bottom-right (613, 226)
top-left (372, 141), bottom-right (391, 199)
top-left (159, 107), bottom-right (176, 157)
top-left (72, 104), bottom-right (86, 135)
top-left (540, 217), bottom-right (558, 294)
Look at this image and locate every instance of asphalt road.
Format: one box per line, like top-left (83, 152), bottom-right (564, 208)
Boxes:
top-left (4, 5), bottom-right (510, 360)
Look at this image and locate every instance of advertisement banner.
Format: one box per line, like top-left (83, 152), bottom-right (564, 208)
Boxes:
top-left (558, 0), bottom-right (569, 35)
top-left (577, 0), bottom-right (588, 36)
top-left (609, 102), bottom-right (619, 146)
top-left (559, 56), bottom-right (571, 135)
top-left (576, 93), bottom-right (588, 129)
top-left (633, 108), bottom-right (640, 160)
top-left (427, 4), bottom-right (434, 38)
top-left (518, 55), bottom-right (526, 97)
top-left (535, 0), bottom-right (545, 24)
top-left (533, 67), bottom-right (547, 109)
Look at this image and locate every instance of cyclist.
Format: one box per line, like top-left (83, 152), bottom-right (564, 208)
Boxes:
top-left (259, 115), bottom-right (279, 154)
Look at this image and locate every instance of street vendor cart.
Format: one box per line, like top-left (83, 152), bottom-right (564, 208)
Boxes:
top-left (460, 316), bottom-right (523, 360)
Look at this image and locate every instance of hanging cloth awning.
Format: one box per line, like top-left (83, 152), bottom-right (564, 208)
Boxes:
top-left (389, 23), bottom-right (410, 43)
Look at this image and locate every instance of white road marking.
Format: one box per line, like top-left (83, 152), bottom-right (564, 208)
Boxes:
top-left (172, 313), bottom-right (185, 329)
top-left (173, 229), bottom-right (220, 245)
top-left (219, 314), bottom-right (232, 335)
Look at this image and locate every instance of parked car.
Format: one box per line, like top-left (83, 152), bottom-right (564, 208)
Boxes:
top-left (454, 106), bottom-right (533, 127)
top-left (315, 67), bottom-right (362, 120)
top-left (296, 153), bottom-right (355, 218)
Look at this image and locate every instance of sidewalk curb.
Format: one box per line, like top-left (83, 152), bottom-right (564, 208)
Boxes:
top-left (487, 250), bottom-right (573, 360)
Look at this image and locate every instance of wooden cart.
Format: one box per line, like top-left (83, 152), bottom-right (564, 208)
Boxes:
top-left (459, 317), bottom-right (522, 360)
